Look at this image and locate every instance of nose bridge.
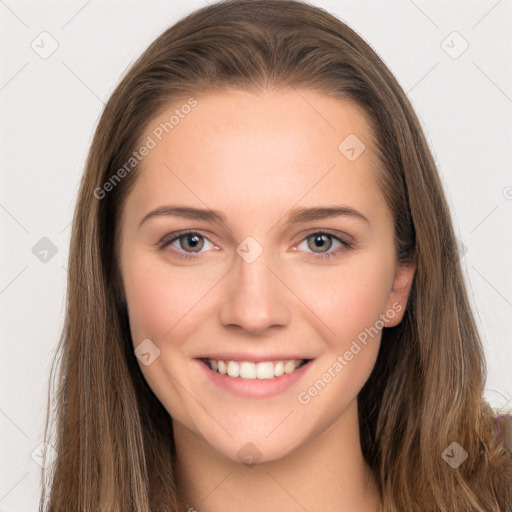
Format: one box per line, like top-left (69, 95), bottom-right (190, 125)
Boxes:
top-left (219, 237), bottom-right (291, 332)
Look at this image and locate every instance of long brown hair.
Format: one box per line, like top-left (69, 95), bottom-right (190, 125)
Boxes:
top-left (39, 1), bottom-right (512, 510)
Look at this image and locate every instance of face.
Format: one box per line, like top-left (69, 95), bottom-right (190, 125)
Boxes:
top-left (118, 88), bottom-right (415, 464)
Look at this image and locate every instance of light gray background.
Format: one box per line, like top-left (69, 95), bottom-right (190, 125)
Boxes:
top-left (1, 1), bottom-right (511, 510)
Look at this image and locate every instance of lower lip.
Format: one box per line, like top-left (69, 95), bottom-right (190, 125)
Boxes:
top-left (195, 359), bottom-right (314, 398)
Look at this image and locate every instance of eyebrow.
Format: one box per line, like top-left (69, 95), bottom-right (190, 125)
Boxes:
top-left (138, 205), bottom-right (370, 229)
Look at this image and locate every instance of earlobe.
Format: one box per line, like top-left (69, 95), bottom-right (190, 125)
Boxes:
top-left (383, 258), bottom-right (416, 327)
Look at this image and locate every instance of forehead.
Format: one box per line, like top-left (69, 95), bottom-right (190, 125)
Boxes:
top-left (124, 88), bottom-right (387, 230)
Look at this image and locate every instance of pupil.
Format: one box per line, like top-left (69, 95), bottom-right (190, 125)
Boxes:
top-left (311, 234), bottom-right (331, 252)
top-left (184, 234), bottom-right (202, 251)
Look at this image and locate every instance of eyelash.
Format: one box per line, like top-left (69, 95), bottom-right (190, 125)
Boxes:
top-left (156, 230), bottom-right (354, 261)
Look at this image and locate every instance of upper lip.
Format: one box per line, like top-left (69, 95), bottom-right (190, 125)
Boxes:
top-left (195, 353), bottom-right (313, 363)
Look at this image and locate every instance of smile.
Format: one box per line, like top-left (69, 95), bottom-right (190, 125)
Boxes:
top-left (200, 358), bottom-right (310, 380)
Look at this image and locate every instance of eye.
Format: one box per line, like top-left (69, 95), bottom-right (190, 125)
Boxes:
top-left (296, 230), bottom-right (354, 260)
top-left (156, 231), bottom-right (218, 260)
top-left (157, 229), bottom-right (354, 261)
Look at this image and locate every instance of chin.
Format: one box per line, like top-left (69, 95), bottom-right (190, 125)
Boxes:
top-left (222, 438), bottom-right (300, 466)
top-left (191, 422), bottom-right (304, 466)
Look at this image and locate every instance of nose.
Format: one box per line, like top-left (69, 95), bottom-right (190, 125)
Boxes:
top-left (219, 248), bottom-right (292, 334)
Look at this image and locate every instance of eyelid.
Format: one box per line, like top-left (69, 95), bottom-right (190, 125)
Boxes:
top-left (295, 227), bottom-right (353, 245)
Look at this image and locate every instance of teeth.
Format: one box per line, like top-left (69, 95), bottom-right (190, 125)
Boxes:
top-left (239, 361), bottom-right (256, 379)
top-left (227, 361), bottom-right (240, 377)
top-left (256, 362), bottom-right (274, 379)
top-left (274, 361), bottom-right (284, 377)
top-left (284, 360), bottom-right (297, 374)
top-left (206, 358), bottom-right (306, 379)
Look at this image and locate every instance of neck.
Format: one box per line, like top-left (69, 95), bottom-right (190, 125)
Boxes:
top-left (173, 400), bottom-right (382, 512)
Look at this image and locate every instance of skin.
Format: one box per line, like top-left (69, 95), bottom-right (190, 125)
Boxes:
top-left (118, 88), bottom-right (416, 512)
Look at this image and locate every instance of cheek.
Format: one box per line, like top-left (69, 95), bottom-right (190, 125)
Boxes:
top-left (121, 254), bottom-right (206, 419)
top-left (123, 269), bottom-right (169, 342)
top-left (293, 259), bottom-right (391, 418)
top-left (121, 252), bottom-right (217, 345)
top-left (121, 251), bottom-right (180, 344)
top-left (300, 255), bottom-right (394, 349)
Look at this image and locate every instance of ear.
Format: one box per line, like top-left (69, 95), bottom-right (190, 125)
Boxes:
top-left (382, 256), bottom-right (416, 327)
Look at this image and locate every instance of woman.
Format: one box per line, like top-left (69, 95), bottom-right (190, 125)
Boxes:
top-left (39, 0), bottom-right (512, 511)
